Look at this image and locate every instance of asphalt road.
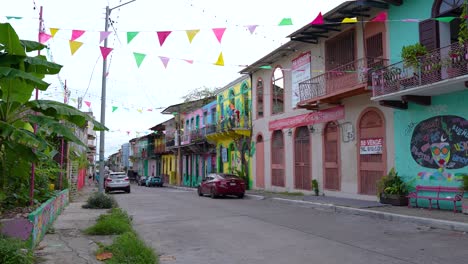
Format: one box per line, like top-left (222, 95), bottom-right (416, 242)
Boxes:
top-left (113, 185), bottom-right (468, 264)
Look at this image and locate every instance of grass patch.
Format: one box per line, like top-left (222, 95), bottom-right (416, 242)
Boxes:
top-left (82, 192), bottom-right (117, 209)
top-left (85, 208), bottom-right (132, 235)
top-left (0, 235), bottom-right (34, 264)
top-left (277, 191), bottom-right (304, 196)
top-left (99, 232), bottom-right (158, 264)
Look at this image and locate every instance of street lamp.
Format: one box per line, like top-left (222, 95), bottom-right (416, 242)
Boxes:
top-left (98, 0), bottom-right (136, 192)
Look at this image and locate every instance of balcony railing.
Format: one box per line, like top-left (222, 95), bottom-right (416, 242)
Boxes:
top-left (372, 41), bottom-right (468, 98)
top-left (165, 137), bottom-right (175, 147)
top-left (205, 117), bottom-right (251, 135)
top-left (298, 57), bottom-right (388, 103)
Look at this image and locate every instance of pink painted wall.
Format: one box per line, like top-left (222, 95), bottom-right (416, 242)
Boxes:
top-left (182, 108), bottom-right (205, 145)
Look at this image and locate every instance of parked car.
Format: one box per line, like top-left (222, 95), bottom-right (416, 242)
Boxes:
top-left (146, 176), bottom-right (164, 187)
top-left (105, 172), bottom-right (130, 193)
top-left (138, 175), bottom-right (148, 186)
top-left (197, 173), bottom-right (245, 199)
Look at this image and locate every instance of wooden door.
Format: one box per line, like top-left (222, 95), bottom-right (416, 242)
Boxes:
top-left (256, 135), bottom-right (265, 188)
top-left (294, 127), bottom-right (311, 190)
top-left (358, 108), bottom-right (386, 195)
top-left (271, 130), bottom-right (285, 187)
top-left (324, 122), bottom-right (340, 190)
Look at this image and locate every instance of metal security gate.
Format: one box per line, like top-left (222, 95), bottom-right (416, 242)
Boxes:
top-left (358, 108), bottom-right (386, 195)
top-left (294, 127), bottom-right (311, 190)
top-left (271, 130), bottom-right (285, 187)
top-left (324, 122), bottom-right (340, 190)
top-left (256, 135), bottom-right (265, 188)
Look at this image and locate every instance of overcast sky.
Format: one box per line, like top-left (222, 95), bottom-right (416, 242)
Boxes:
top-left (2, 0), bottom-right (347, 157)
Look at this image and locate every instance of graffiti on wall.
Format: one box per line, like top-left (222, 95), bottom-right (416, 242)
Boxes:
top-left (410, 115), bottom-right (468, 181)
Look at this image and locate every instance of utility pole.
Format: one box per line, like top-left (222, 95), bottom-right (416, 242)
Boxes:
top-left (59, 79), bottom-right (67, 190)
top-left (98, 0), bottom-right (136, 192)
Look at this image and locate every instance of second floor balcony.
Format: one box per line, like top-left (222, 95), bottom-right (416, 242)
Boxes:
top-left (371, 41), bottom-right (468, 108)
top-left (298, 57), bottom-right (388, 109)
top-left (205, 116), bottom-right (251, 142)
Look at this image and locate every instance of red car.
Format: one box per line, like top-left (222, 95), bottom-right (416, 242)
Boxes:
top-left (198, 173), bottom-right (246, 199)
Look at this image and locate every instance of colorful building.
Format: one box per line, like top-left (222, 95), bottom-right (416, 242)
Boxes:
top-left (241, 1), bottom-right (399, 199)
top-left (206, 75), bottom-right (253, 188)
top-left (371, 0), bottom-right (468, 209)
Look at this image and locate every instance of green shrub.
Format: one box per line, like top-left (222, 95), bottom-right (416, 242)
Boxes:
top-left (85, 208), bottom-right (132, 235)
top-left (461, 175), bottom-right (468, 191)
top-left (106, 232), bottom-right (158, 264)
top-left (82, 192), bottom-right (117, 209)
top-left (0, 235), bottom-right (34, 264)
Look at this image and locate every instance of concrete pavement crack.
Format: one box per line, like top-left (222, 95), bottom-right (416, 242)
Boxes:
top-left (57, 230), bottom-right (91, 264)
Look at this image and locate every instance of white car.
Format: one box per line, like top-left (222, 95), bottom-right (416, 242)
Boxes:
top-left (105, 172), bottom-right (130, 193)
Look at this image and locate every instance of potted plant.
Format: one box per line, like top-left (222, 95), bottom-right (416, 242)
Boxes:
top-left (461, 175), bottom-right (468, 214)
top-left (400, 43), bottom-right (427, 88)
top-left (312, 179), bottom-right (319, 196)
top-left (376, 168), bottom-right (409, 206)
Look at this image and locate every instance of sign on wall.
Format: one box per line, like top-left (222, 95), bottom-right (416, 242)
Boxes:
top-left (268, 105), bottom-right (344, 131)
top-left (360, 138), bottom-right (383, 155)
top-left (291, 52), bottom-right (311, 108)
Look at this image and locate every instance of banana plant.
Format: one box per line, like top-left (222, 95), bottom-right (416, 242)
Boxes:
top-left (0, 23), bottom-right (107, 204)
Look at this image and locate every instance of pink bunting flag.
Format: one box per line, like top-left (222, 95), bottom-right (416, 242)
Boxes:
top-left (84, 101), bottom-right (91, 107)
top-left (147, 108), bottom-right (153, 111)
top-left (100, 46), bottom-right (113, 60)
top-left (246, 25), bottom-right (257, 34)
top-left (39, 32), bottom-right (52, 44)
top-left (71, 30), bottom-right (85, 41)
top-left (157, 31), bottom-right (172, 46)
top-left (212, 28), bottom-right (226, 43)
top-left (310, 12), bottom-right (323, 25)
top-left (126, 131), bottom-right (130, 135)
top-left (371, 11), bottom-right (387, 22)
top-left (100, 31), bottom-right (111, 43)
top-left (159, 56), bottom-right (170, 68)
top-left (184, 59), bottom-right (194, 64)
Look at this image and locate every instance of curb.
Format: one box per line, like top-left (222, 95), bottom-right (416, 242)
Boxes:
top-left (272, 198), bottom-right (468, 233)
top-left (166, 185), bottom-right (265, 200)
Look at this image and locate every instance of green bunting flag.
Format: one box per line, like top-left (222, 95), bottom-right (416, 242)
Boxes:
top-left (434, 17), bottom-right (456, 23)
top-left (259, 65), bottom-right (272, 69)
top-left (112, 106), bottom-right (118, 112)
top-left (133, 52), bottom-right (146, 68)
top-left (127, 32), bottom-right (139, 44)
top-left (278, 18), bottom-right (293, 26)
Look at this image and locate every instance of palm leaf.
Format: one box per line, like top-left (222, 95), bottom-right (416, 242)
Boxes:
top-left (0, 23), bottom-right (25, 56)
top-left (0, 120), bottom-right (46, 149)
top-left (29, 115), bottom-right (87, 147)
top-left (24, 55), bottom-right (62, 75)
top-left (20, 40), bottom-right (46, 53)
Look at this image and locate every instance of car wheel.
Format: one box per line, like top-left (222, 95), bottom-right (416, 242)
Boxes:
top-left (237, 193), bottom-right (244, 199)
top-left (197, 187), bottom-right (203, 197)
top-left (126, 187), bottom-right (131, 193)
top-left (210, 187), bottom-right (217, 199)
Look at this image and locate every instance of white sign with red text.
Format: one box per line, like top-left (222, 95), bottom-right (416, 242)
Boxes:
top-left (291, 52), bottom-right (311, 109)
top-left (360, 138), bottom-right (383, 155)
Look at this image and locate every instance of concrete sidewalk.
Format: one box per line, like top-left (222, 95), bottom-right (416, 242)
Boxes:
top-left (34, 185), bottom-right (113, 264)
top-left (166, 184), bottom-right (468, 232)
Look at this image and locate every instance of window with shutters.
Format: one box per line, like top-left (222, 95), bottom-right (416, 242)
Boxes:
top-left (256, 78), bottom-right (264, 119)
top-left (271, 68), bottom-right (284, 115)
top-left (325, 30), bottom-right (355, 71)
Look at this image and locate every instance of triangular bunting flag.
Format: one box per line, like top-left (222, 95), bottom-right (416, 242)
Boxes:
top-left (39, 33), bottom-right (52, 44)
top-left (212, 28), bottom-right (226, 43)
top-left (127, 32), bottom-right (139, 44)
top-left (126, 131), bottom-right (130, 135)
top-left (184, 59), bottom-right (194, 64)
top-left (147, 108), bottom-right (153, 111)
top-left (214, 52), bottom-right (224, 66)
top-left (50, 28), bottom-right (59, 37)
top-left (100, 46), bottom-right (113, 60)
top-left (84, 101), bottom-right (91, 107)
top-left (159, 56), bottom-right (170, 68)
top-left (259, 65), bottom-right (272, 69)
top-left (112, 106), bottom-right (118, 112)
top-left (69, 40), bottom-right (83, 55)
top-left (371, 11), bottom-right (387, 22)
top-left (157, 31), bottom-right (172, 46)
top-left (342, 17), bottom-right (357, 23)
top-left (186, 29), bottom-right (200, 43)
top-left (278, 18), bottom-right (293, 26)
top-left (71, 98), bottom-right (77, 103)
top-left (100, 31), bottom-right (111, 43)
top-left (310, 12), bottom-right (323, 25)
top-left (133, 52), bottom-right (146, 68)
top-left (6, 16), bottom-right (22, 20)
top-left (71, 30), bottom-right (85, 41)
top-left (137, 109), bottom-right (143, 113)
top-left (434, 16), bottom-right (456, 23)
top-left (246, 25), bottom-right (257, 34)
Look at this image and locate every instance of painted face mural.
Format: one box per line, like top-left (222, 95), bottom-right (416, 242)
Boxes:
top-left (410, 115), bottom-right (467, 181)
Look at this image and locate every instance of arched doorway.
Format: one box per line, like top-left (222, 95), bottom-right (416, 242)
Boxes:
top-left (358, 108), bottom-right (386, 195)
top-left (256, 134), bottom-right (265, 188)
top-left (271, 130), bottom-right (285, 187)
top-left (324, 121), bottom-right (341, 190)
top-left (294, 126), bottom-right (311, 190)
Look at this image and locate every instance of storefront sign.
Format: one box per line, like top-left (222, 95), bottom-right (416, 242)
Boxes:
top-left (268, 105), bottom-right (345, 131)
top-left (360, 138), bottom-right (383, 155)
top-left (291, 52), bottom-right (311, 108)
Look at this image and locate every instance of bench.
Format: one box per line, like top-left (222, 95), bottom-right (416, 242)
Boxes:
top-left (407, 185), bottom-right (464, 213)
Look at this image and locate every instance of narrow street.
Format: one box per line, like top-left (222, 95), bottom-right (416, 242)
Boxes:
top-left (113, 185), bottom-right (468, 264)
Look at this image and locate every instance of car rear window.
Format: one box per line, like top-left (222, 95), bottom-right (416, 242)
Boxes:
top-left (110, 173), bottom-right (126, 179)
top-left (219, 174), bottom-right (239, 179)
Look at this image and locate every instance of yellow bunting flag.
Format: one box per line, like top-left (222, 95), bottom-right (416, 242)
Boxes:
top-left (214, 52), bottom-right (224, 66)
top-left (342, 17), bottom-right (357, 23)
top-left (186, 29), bottom-right (200, 43)
top-left (69, 40), bottom-right (83, 55)
top-left (50, 28), bottom-right (59, 37)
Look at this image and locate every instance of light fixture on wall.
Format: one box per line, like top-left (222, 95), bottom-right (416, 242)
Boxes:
top-left (287, 128), bottom-right (293, 136)
top-left (308, 125), bottom-right (315, 133)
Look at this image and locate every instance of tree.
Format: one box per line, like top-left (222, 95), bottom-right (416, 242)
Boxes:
top-left (181, 86), bottom-right (219, 102)
top-left (0, 23), bottom-right (107, 208)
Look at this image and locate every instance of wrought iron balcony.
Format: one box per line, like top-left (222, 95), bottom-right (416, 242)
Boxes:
top-left (371, 41), bottom-right (468, 99)
top-left (298, 57), bottom-right (388, 105)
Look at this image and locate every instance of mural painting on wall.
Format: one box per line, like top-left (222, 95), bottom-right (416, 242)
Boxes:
top-left (410, 115), bottom-right (468, 181)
